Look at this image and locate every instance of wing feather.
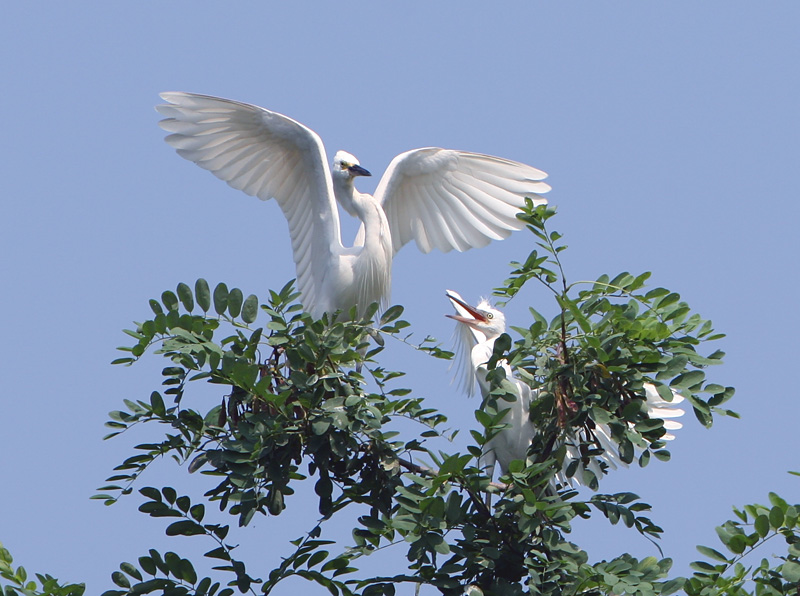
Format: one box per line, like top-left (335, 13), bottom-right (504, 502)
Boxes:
top-left (441, 179), bottom-right (514, 240)
top-left (376, 148), bottom-right (551, 254)
top-left (427, 185), bottom-right (486, 251)
top-left (449, 171), bottom-right (538, 222)
top-left (157, 92), bottom-right (342, 314)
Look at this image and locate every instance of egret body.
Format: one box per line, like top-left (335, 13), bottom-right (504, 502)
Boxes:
top-left (446, 290), bottom-right (537, 479)
top-left (157, 92), bottom-right (550, 319)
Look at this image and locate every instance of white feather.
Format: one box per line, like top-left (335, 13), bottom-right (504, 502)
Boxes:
top-left (159, 92), bottom-right (550, 320)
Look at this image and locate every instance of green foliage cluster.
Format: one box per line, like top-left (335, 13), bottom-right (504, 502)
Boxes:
top-left (686, 488), bottom-right (800, 596)
top-left (5, 207), bottom-right (794, 596)
top-left (88, 207), bottom-right (732, 595)
top-left (490, 206), bottom-right (736, 490)
top-left (98, 280), bottom-right (440, 532)
top-left (0, 542), bottom-right (84, 596)
top-left (97, 208), bottom-right (732, 596)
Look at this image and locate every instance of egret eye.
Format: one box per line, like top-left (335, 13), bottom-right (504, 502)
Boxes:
top-left (486, 313), bottom-right (493, 319)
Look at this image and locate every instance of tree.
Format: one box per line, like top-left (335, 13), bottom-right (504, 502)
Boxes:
top-left (3, 206), bottom-right (798, 596)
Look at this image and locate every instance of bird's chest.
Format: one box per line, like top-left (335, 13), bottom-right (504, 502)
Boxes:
top-left (329, 225), bottom-right (392, 317)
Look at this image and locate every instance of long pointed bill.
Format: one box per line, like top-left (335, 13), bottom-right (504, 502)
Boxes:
top-left (348, 164), bottom-right (371, 177)
top-left (445, 290), bottom-right (487, 328)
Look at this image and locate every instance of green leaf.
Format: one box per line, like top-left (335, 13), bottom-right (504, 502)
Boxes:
top-left (176, 496), bottom-right (191, 514)
top-left (195, 279), bottom-right (211, 312)
top-left (148, 549), bottom-right (169, 575)
top-left (727, 534), bottom-right (746, 554)
top-left (161, 290), bottom-right (179, 312)
top-left (242, 294), bottom-right (259, 324)
top-left (380, 305), bottom-right (404, 326)
top-left (190, 504), bottom-right (205, 522)
top-left (213, 283), bottom-right (229, 315)
top-left (180, 558), bottom-right (197, 585)
top-left (307, 550), bottom-right (329, 569)
top-left (196, 578), bottom-right (212, 595)
top-left (138, 555), bottom-right (156, 576)
top-left (177, 283), bottom-right (194, 312)
top-left (769, 492), bottom-right (788, 510)
top-left (149, 299), bottom-right (164, 315)
top-left (661, 578), bottom-right (684, 595)
top-left (769, 505), bottom-right (784, 528)
top-left (162, 487), bottom-right (177, 504)
top-left (111, 571), bottom-right (130, 588)
top-left (228, 288), bottom-right (243, 318)
top-left (204, 547), bottom-right (230, 561)
top-left (559, 295), bottom-right (592, 334)
top-left (150, 392), bottom-right (166, 416)
top-left (140, 487), bottom-right (162, 502)
top-left (782, 560), bottom-right (800, 583)
top-left (754, 514), bottom-right (770, 537)
top-left (696, 545), bottom-right (730, 563)
top-left (164, 552), bottom-right (182, 578)
top-left (166, 520), bottom-right (205, 536)
top-left (671, 370), bottom-right (705, 389)
top-left (120, 562), bottom-right (143, 581)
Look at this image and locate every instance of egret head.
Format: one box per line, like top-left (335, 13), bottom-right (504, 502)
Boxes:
top-left (333, 150), bottom-right (371, 179)
top-left (446, 290), bottom-right (507, 397)
top-left (446, 290), bottom-right (506, 342)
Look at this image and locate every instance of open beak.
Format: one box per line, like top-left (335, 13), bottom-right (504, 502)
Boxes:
top-left (445, 290), bottom-right (487, 326)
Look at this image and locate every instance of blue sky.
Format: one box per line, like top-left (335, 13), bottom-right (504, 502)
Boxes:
top-left (1, 3), bottom-right (798, 593)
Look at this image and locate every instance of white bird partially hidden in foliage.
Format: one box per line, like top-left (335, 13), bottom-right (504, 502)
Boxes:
top-left (156, 92), bottom-right (550, 320)
top-left (445, 290), bottom-right (686, 487)
top-left (446, 290), bottom-right (536, 480)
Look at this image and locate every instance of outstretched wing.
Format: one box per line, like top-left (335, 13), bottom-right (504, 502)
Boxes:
top-left (156, 92), bottom-right (341, 314)
top-left (374, 148), bottom-right (550, 254)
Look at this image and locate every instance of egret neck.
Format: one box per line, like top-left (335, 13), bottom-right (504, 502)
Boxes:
top-left (331, 154), bottom-right (393, 317)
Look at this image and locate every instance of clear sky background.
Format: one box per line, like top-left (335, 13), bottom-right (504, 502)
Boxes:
top-left (1, 3), bottom-right (798, 594)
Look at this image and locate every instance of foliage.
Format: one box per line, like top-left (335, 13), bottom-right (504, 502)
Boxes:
top-left (85, 206), bottom-right (746, 595)
top-left (685, 486), bottom-right (800, 596)
top-left (492, 205), bottom-right (737, 488)
top-left (0, 542), bottom-right (84, 596)
top-left (4, 206), bottom-right (763, 595)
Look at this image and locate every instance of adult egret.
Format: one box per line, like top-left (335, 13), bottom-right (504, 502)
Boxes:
top-left (445, 290), bottom-right (685, 487)
top-left (156, 92), bottom-right (551, 320)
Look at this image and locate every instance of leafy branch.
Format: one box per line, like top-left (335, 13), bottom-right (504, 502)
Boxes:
top-left (84, 210), bottom-right (747, 595)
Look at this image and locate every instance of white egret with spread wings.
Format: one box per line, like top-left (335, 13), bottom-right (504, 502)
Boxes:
top-left (445, 290), bottom-right (685, 486)
top-left (157, 92), bottom-right (550, 319)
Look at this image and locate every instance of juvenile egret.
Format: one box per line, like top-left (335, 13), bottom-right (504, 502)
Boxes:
top-left (446, 290), bottom-right (535, 480)
top-left (445, 290), bottom-right (685, 487)
top-left (156, 92), bottom-right (550, 319)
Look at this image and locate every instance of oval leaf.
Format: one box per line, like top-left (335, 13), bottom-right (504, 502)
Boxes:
top-left (696, 545), bottom-right (730, 563)
top-left (176, 283), bottom-right (194, 312)
top-left (161, 290), bottom-right (179, 312)
top-left (213, 283), bottom-right (229, 315)
top-left (166, 520), bottom-right (205, 536)
top-left (228, 287), bottom-right (243, 318)
top-left (242, 294), bottom-right (259, 324)
top-left (149, 299), bottom-right (164, 315)
top-left (754, 514), bottom-right (770, 537)
top-left (195, 279), bottom-right (211, 312)
top-left (769, 506), bottom-right (785, 529)
top-left (782, 560), bottom-right (800, 583)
